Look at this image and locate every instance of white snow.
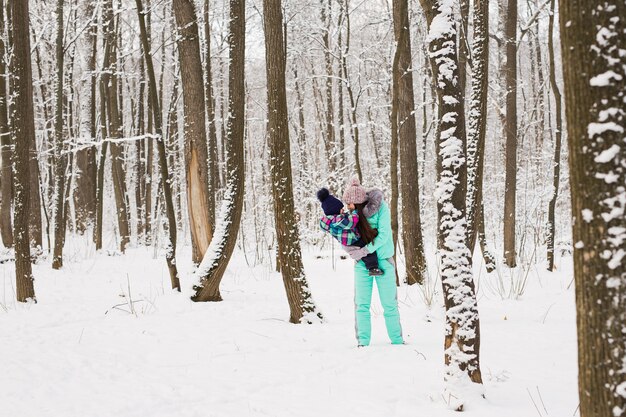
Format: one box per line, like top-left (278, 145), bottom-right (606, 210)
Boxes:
top-left (589, 70), bottom-right (623, 86)
top-left (0, 239), bottom-right (579, 417)
top-left (587, 122), bottom-right (624, 138)
top-left (594, 144), bottom-right (621, 163)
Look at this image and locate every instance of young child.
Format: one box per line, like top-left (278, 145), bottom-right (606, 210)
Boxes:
top-left (317, 188), bottom-right (383, 276)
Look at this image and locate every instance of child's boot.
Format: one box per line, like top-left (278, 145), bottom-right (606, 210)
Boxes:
top-left (368, 267), bottom-right (384, 276)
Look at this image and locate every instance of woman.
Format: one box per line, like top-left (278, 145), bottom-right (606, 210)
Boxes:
top-left (342, 177), bottom-right (404, 347)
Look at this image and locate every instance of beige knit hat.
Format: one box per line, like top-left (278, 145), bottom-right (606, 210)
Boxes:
top-left (342, 176), bottom-right (368, 204)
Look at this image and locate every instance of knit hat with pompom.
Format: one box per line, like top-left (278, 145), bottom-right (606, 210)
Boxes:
top-left (342, 176), bottom-right (368, 205)
top-left (317, 188), bottom-right (344, 215)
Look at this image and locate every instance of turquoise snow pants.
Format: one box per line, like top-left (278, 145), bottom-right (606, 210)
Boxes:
top-left (354, 258), bottom-right (404, 346)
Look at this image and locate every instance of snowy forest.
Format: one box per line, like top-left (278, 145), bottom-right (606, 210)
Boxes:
top-left (1, 0), bottom-right (624, 415)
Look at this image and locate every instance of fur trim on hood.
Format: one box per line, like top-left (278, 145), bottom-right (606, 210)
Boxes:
top-left (362, 188), bottom-right (384, 218)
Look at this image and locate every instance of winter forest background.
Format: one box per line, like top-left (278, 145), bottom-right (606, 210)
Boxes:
top-left (1, 0), bottom-right (625, 416)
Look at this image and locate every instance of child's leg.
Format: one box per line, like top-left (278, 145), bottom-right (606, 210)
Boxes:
top-left (361, 251), bottom-right (379, 270)
top-left (351, 239), bottom-right (379, 270)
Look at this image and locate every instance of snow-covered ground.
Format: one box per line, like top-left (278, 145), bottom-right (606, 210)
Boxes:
top-left (1, 236), bottom-right (578, 417)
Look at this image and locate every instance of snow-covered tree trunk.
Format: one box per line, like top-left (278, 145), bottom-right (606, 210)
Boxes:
top-left (559, 0), bottom-right (626, 414)
top-left (419, 0), bottom-right (483, 409)
top-left (263, 0), bottom-right (323, 323)
top-left (464, 0), bottom-right (495, 273)
top-left (320, 0), bottom-right (337, 182)
top-left (136, 0), bottom-right (181, 291)
top-left (545, 0), bottom-right (563, 272)
top-left (0, 0), bottom-right (12, 248)
top-left (73, 0), bottom-right (97, 236)
top-left (203, 0), bottom-right (218, 230)
top-left (102, 0), bottom-right (130, 253)
top-left (52, 0), bottom-right (66, 269)
top-left (392, 0), bottom-right (427, 285)
top-left (192, 0), bottom-right (245, 302)
top-left (10, 0), bottom-right (35, 302)
top-left (172, 0), bottom-right (213, 265)
top-left (502, 0), bottom-right (518, 268)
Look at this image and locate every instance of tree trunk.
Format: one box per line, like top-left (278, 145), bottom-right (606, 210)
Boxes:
top-left (52, 0), bottom-right (66, 269)
top-left (102, 0), bottom-right (130, 253)
top-left (292, 67), bottom-right (308, 170)
top-left (465, 0), bottom-right (491, 269)
top-left (545, 0), bottom-right (562, 272)
top-left (94, 81), bottom-right (108, 251)
top-left (172, 0), bottom-right (213, 265)
top-left (203, 0), bottom-right (218, 230)
top-left (263, 0), bottom-right (323, 323)
top-left (339, 0), bottom-right (362, 182)
top-left (559, 1), bottom-right (626, 415)
top-left (320, 0), bottom-right (337, 182)
top-left (74, 0), bottom-right (97, 235)
top-left (10, 0), bottom-right (35, 301)
top-left (336, 5), bottom-right (346, 170)
top-left (192, 0), bottom-right (245, 302)
top-left (135, 58), bottom-right (146, 242)
top-left (390, 23), bottom-right (402, 286)
top-left (136, 0), bottom-right (181, 291)
top-left (502, 0), bottom-right (518, 268)
top-left (0, 0), bottom-right (12, 248)
top-left (419, 0), bottom-right (483, 408)
top-left (392, 0), bottom-right (427, 285)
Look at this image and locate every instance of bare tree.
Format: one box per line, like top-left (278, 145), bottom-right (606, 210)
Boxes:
top-left (204, 0), bottom-right (218, 228)
top-left (52, 0), bottom-right (67, 269)
top-left (10, 0), bottom-right (35, 302)
top-left (172, 0), bottom-right (213, 264)
top-left (545, 0), bottom-right (563, 272)
top-left (392, 0), bottom-right (427, 285)
top-left (73, 0), bottom-right (97, 235)
top-left (560, 0), bottom-right (626, 415)
top-left (320, 0), bottom-right (337, 180)
top-left (263, 0), bottom-right (323, 323)
top-left (465, 0), bottom-right (495, 272)
top-left (418, 0), bottom-right (483, 408)
top-left (192, 0), bottom-right (245, 302)
top-left (101, 0), bottom-right (130, 253)
top-left (0, 0), bottom-right (12, 248)
top-left (502, 0), bottom-right (518, 268)
top-left (135, 0), bottom-right (181, 291)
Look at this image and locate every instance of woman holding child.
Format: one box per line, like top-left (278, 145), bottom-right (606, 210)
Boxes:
top-left (318, 177), bottom-right (404, 347)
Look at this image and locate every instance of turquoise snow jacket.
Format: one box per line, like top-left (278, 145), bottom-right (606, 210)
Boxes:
top-left (362, 189), bottom-right (394, 260)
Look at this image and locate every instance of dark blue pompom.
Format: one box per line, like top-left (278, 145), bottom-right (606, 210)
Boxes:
top-left (317, 187), bottom-right (330, 202)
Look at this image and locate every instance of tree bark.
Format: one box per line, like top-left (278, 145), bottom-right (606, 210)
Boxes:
top-left (419, 0), bottom-right (483, 407)
top-left (390, 21), bottom-right (402, 286)
top-left (74, 0), bottom-right (97, 235)
top-left (135, 57), bottom-right (146, 242)
top-left (392, 0), bottom-right (427, 285)
top-left (10, 0), bottom-right (35, 301)
top-left (0, 0), bottom-right (12, 248)
top-left (339, 0), bottom-right (362, 182)
top-left (102, 0), bottom-right (130, 253)
top-left (559, 0), bottom-right (626, 415)
top-left (545, 0), bottom-right (562, 272)
top-left (192, 0), bottom-right (245, 302)
top-left (320, 0), bottom-right (337, 181)
top-left (136, 0), bottom-right (181, 291)
top-left (263, 0), bottom-right (323, 323)
top-left (204, 0), bottom-right (218, 230)
top-left (502, 0), bottom-right (518, 268)
top-left (172, 0), bottom-right (213, 265)
top-left (52, 0), bottom-right (67, 269)
top-left (465, 0), bottom-right (493, 276)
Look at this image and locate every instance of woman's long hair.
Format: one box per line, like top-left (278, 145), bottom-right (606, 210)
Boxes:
top-left (354, 202), bottom-right (378, 245)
